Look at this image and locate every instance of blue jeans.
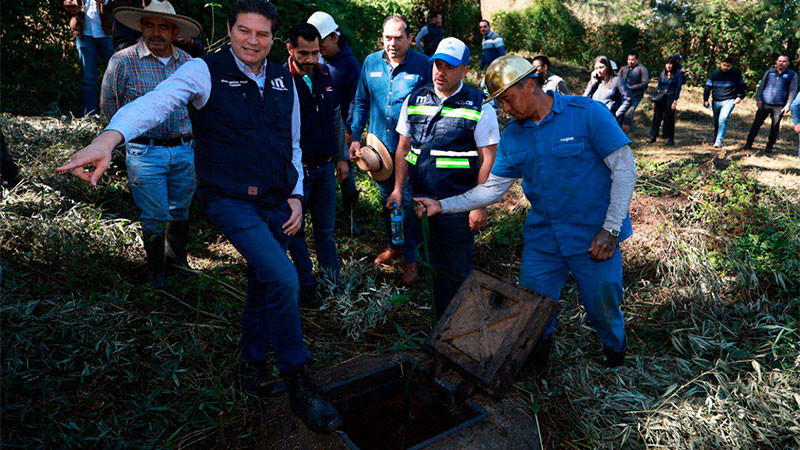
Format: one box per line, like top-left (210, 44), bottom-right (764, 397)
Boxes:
top-left (624, 97), bottom-right (643, 129)
top-left (712, 99), bottom-right (737, 146)
top-left (125, 140), bottom-right (196, 234)
top-left (376, 172), bottom-right (418, 262)
top-left (423, 212), bottom-right (473, 317)
top-left (519, 246), bottom-right (626, 352)
top-left (288, 161), bottom-right (340, 286)
top-left (75, 36), bottom-right (114, 116)
top-left (201, 195), bottom-right (311, 372)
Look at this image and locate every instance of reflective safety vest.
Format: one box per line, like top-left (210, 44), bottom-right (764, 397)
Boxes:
top-left (405, 84), bottom-right (484, 200)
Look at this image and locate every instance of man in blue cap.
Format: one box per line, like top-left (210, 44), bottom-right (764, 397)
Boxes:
top-left (386, 37), bottom-right (499, 318)
top-left (414, 55), bottom-right (637, 369)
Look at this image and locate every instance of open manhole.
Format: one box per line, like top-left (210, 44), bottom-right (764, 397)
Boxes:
top-left (323, 360), bottom-right (487, 450)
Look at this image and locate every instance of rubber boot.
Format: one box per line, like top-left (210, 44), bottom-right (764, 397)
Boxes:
top-left (242, 361), bottom-right (287, 397)
top-left (524, 335), bottom-right (553, 375)
top-left (604, 346), bottom-right (626, 368)
top-left (342, 195), bottom-right (361, 237)
top-left (143, 231), bottom-right (167, 289)
top-left (165, 220), bottom-right (191, 269)
top-left (282, 369), bottom-right (342, 433)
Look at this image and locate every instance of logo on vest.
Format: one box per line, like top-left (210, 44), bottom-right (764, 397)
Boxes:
top-left (221, 79), bottom-right (248, 87)
top-left (559, 136), bottom-right (575, 142)
top-left (416, 96), bottom-right (427, 103)
top-left (270, 77), bottom-right (288, 91)
top-left (369, 71), bottom-right (382, 78)
top-left (248, 186), bottom-right (259, 196)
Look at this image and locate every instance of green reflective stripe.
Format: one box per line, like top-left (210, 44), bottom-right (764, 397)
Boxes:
top-left (405, 152), bottom-right (418, 165)
top-left (440, 107), bottom-right (481, 121)
top-left (408, 105), bottom-right (439, 116)
top-left (436, 157), bottom-right (470, 169)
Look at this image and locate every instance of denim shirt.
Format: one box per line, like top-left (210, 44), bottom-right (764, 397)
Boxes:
top-left (490, 92), bottom-right (632, 256)
top-left (350, 49), bottom-right (431, 153)
top-left (792, 93), bottom-right (800, 125)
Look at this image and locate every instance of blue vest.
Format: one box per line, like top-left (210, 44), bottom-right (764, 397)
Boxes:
top-left (762, 69), bottom-right (797, 106)
top-left (405, 84), bottom-right (484, 199)
top-left (189, 46), bottom-right (297, 206)
top-left (288, 63), bottom-right (338, 165)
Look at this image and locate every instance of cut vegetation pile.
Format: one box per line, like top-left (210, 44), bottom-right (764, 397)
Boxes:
top-left (2, 84), bottom-right (799, 449)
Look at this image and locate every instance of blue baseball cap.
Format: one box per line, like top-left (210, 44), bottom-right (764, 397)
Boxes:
top-left (430, 37), bottom-right (470, 67)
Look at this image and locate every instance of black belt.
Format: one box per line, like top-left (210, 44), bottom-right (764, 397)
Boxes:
top-left (303, 156), bottom-right (333, 169)
top-left (131, 135), bottom-right (193, 147)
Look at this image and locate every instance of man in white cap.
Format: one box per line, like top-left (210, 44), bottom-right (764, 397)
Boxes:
top-left (307, 11), bottom-right (363, 236)
top-left (386, 37), bottom-right (499, 318)
top-left (100, 0), bottom-right (201, 289)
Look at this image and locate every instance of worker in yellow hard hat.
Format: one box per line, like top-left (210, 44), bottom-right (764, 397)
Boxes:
top-left (414, 54), bottom-right (638, 371)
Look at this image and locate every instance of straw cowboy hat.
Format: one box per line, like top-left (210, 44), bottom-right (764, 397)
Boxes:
top-left (114, 0), bottom-right (202, 39)
top-left (355, 133), bottom-right (394, 181)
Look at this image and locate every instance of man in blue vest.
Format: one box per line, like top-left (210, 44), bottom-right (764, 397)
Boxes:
top-left (415, 12), bottom-right (443, 57)
top-left (414, 55), bottom-right (638, 369)
top-left (743, 55), bottom-right (798, 153)
top-left (285, 23), bottom-right (348, 306)
top-left (57, 0), bottom-right (341, 433)
top-left (386, 37), bottom-right (499, 318)
top-left (349, 15), bottom-right (431, 284)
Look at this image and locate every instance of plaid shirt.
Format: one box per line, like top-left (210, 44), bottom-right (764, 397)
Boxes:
top-left (101, 39), bottom-right (192, 139)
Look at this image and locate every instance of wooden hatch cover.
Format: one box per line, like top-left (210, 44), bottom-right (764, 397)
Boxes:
top-left (427, 269), bottom-right (559, 398)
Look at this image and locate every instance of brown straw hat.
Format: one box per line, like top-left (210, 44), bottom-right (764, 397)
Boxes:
top-left (355, 134), bottom-right (394, 182)
top-left (114, 0), bottom-right (202, 39)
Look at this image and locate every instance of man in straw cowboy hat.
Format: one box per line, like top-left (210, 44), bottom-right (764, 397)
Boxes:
top-left (349, 14), bottom-right (431, 284)
top-left (414, 55), bottom-right (638, 370)
top-left (386, 37), bottom-right (499, 318)
top-left (100, 0), bottom-right (201, 289)
top-left (58, 0), bottom-right (342, 434)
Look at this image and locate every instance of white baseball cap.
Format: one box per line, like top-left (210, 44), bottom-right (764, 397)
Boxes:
top-left (307, 11), bottom-right (338, 39)
top-left (431, 37), bottom-right (470, 67)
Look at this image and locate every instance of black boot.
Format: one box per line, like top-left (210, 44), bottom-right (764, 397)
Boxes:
top-left (143, 231), bottom-right (167, 289)
top-left (524, 336), bottom-right (554, 374)
top-left (282, 369), bottom-right (342, 433)
top-left (165, 221), bottom-right (191, 269)
top-left (242, 361), bottom-right (287, 397)
top-left (342, 195), bottom-right (361, 237)
top-left (604, 346), bottom-right (626, 368)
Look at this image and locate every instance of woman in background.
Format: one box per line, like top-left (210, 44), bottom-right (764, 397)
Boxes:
top-left (584, 55), bottom-right (633, 131)
top-left (649, 57), bottom-right (684, 146)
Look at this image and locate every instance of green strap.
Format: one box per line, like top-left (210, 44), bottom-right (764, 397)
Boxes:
top-left (436, 157), bottom-right (470, 169)
top-left (405, 152), bottom-right (418, 165)
top-left (407, 105), bottom-right (481, 122)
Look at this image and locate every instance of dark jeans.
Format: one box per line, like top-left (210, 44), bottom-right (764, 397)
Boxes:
top-left (340, 160), bottom-right (358, 203)
top-left (417, 212), bottom-right (473, 318)
top-left (745, 104), bottom-right (785, 149)
top-left (376, 171), bottom-right (419, 263)
top-left (75, 36), bottom-right (114, 115)
top-left (201, 194), bottom-right (311, 372)
top-left (288, 161), bottom-right (340, 286)
top-left (650, 97), bottom-right (675, 141)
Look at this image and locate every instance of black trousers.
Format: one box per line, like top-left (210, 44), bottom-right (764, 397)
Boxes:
top-left (650, 97), bottom-right (675, 141)
top-left (745, 104), bottom-right (784, 149)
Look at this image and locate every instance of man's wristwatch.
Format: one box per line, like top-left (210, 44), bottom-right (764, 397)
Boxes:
top-left (603, 227), bottom-right (620, 237)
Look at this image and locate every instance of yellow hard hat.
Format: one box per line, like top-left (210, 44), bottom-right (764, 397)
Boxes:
top-left (484, 55), bottom-right (538, 103)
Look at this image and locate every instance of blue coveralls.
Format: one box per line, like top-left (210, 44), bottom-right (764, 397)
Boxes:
top-left (491, 92), bottom-right (632, 352)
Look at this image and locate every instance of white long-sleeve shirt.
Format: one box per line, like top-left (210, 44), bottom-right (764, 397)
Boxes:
top-left (440, 144), bottom-right (637, 232)
top-left (106, 49), bottom-right (304, 196)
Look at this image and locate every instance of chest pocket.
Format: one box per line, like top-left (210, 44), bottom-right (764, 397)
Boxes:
top-left (551, 141), bottom-right (591, 178)
top-left (408, 114), bottom-right (431, 143)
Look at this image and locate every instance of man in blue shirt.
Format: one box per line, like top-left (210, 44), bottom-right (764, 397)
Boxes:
top-left (744, 55), bottom-right (798, 153)
top-left (415, 55), bottom-right (637, 369)
top-left (479, 20), bottom-right (505, 75)
top-left (349, 15), bottom-right (431, 284)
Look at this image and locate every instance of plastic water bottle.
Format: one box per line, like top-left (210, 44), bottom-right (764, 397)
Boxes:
top-left (390, 203), bottom-right (404, 246)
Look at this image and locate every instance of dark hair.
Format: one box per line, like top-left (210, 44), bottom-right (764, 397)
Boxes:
top-left (382, 15), bottom-right (410, 36)
top-left (628, 51), bottom-right (639, 59)
top-left (228, 0), bottom-right (279, 33)
top-left (593, 55), bottom-right (614, 81)
top-left (289, 23), bottom-right (320, 47)
top-left (721, 56), bottom-right (734, 65)
top-left (532, 55), bottom-right (551, 69)
top-left (664, 56), bottom-right (680, 76)
top-left (429, 11), bottom-right (441, 21)
top-left (479, 19), bottom-right (490, 27)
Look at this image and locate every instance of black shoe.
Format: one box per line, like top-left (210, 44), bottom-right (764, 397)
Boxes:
top-left (242, 361), bottom-right (287, 397)
top-left (299, 284), bottom-right (319, 308)
top-left (648, 136), bottom-right (656, 143)
top-left (741, 144), bottom-right (752, 151)
top-left (665, 139), bottom-right (675, 146)
top-left (764, 147), bottom-right (773, 154)
top-left (524, 336), bottom-right (553, 374)
top-left (165, 221), bottom-right (191, 269)
top-left (604, 346), bottom-right (626, 368)
top-left (282, 369), bottom-right (342, 433)
top-left (143, 231), bottom-right (167, 289)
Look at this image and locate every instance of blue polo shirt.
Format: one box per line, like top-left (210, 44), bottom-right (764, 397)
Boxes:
top-left (350, 49), bottom-right (431, 153)
top-left (491, 92), bottom-right (632, 256)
